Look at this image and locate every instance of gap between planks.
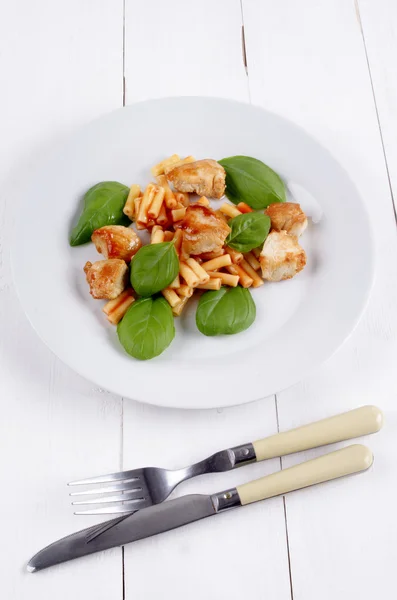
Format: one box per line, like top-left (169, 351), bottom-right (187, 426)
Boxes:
top-left (121, 397), bottom-right (126, 599)
top-left (120, 4), bottom-right (287, 595)
top-left (240, 0), bottom-right (252, 102)
top-left (355, 0), bottom-right (396, 225)
top-left (122, 0), bottom-right (126, 106)
top-left (242, 2), bottom-right (293, 589)
top-left (121, 4), bottom-right (126, 595)
top-left (275, 395), bottom-right (295, 599)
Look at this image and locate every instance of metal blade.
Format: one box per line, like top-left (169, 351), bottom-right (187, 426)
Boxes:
top-left (27, 494), bottom-right (216, 572)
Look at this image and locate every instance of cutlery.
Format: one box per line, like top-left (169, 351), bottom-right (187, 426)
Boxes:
top-left (69, 405), bottom-right (382, 515)
top-left (29, 444), bottom-right (373, 572)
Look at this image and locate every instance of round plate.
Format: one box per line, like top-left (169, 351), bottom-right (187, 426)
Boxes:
top-left (11, 97), bottom-right (374, 409)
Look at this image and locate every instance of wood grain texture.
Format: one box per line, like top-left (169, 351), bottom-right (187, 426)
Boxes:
top-left (243, 0), bottom-right (397, 598)
top-left (0, 1), bottom-right (124, 597)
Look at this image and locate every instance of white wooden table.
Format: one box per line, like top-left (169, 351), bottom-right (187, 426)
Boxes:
top-left (1, 1), bottom-right (396, 598)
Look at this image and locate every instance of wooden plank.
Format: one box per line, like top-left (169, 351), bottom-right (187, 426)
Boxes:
top-left (123, 2), bottom-right (290, 598)
top-left (0, 1), bottom-right (123, 180)
top-left (124, 0), bottom-right (248, 102)
top-left (0, 1), bottom-right (124, 597)
top-left (243, 0), bottom-right (397, 598)
top-left (358, 0), bottom-right (397, 207)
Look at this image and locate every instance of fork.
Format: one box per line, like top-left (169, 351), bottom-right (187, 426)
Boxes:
top-left (69, 405), bottom-right (382, 515)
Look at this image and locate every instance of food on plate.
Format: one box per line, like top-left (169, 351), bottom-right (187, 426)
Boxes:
top-left (70, 182), bottom-right (130, 246)
top-left (123, 184), bottom-right (142, 220)
top-left (236, 202), bottom-right (253, 214)
top-left (130, 242), bottom-right (179, 297)
top-left (167, 159), bottom-right (226, 199)
top-left (226, 263), bottom-right (254, 288)
top-left (92, 225), bottom-right (142, 261)
top-left (117, 296), bottom-right (175, 360)
top-left (71, 153), bottom-right (311, 359)
top-left (243, 251), bottom-right (261, 271)
top-left (260, 230), bottom-right (306, 282)
top-left (151, 225), bottom-right (165, 244)
top-left (238, 259), bottom-right (264, 288)
top-left (84, 259), bottom-right (129, 300)
top-left (196, 287), bottom-right (256, 336)
top-left (225, 212), bottom-right (271, 253)
top-left (265, 202), bottom-right (308, 237)
top-left (151, 154), bottom-right (196, 177)
top-left (218, 155), bottom-right (286, 209)
top-left (180, 204), bottom-right (231, 257)
top-left (103, 289), bottom-right (135, 325)
top-left (155, 175), bottom-right (178, 209)
top-left (219, 203), bottom-right (241, 219)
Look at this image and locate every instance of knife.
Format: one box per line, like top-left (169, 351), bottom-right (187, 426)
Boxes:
top-left (28, 444), bottom-right (373, 572)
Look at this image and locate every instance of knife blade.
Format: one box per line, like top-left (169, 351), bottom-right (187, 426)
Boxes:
top-left (27, 492), bottom-right (225, 572)
top-left (27, 444), bottom-right (373, 572)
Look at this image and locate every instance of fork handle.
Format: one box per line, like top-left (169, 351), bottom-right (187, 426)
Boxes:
top-left (237, 444), bottom-right (373, 505)
top-left (252, 405), bottom-right (382, 462)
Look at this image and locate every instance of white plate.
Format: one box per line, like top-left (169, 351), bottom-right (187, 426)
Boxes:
top-left (11, 97), bottom-right (374, 409)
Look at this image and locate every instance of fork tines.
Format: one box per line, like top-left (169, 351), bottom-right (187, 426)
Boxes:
top-left (68, 468), bottom-right (143, 487)
top-left (69, 468), bottom-right (149, 516)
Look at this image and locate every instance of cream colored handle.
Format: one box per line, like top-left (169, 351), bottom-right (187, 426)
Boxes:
top-left (253, 405), bottom-right (382, 462)
top-left (237, 444), bottom-right (373, 505)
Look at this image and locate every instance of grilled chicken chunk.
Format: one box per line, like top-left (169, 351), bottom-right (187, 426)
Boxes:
top-left (84, 259), bottom-right (129, 300)
top-left (180, 204), bottom-right (231, 256)
top-left (265, 202), bottom-right (308, 237)
top-left (167, 159), bottom-right (226, 199)
top-left (260, 231), bottom-right (306, 282)
top-left (92, 226), bottom-right (142, 262)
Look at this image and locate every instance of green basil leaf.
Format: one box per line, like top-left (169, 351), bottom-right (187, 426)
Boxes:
top-left (70, 181), bottom-right (130, 246)
top-left (226, 213), bottom-right (271, 253)
top-left (196, 287), bottom-right (256, 336)
top-left (117, 297), bottom-right (175, 360)
top-left (130, 242), bottom-right (179, 297)
top-left (218, 156), bottom-right (286, 209)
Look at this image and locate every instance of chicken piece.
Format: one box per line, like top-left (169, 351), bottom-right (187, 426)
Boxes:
top-left (180, 204), bottom-right (231, 257)
top-left (265, 202), bottom-right (308, 237)
top-left (167, 159), bottom-right (226, 199)
top-left (84, 259), bottom-right (129, 300)
top-left (92, 226), bottom-right (142, 262)
top-left (260, 231), bottom-right (306, 282)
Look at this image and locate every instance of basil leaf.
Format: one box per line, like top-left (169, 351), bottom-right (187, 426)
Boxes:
top-left (196, 287), bottom-right (256, 336)
top-left (131, 242), bottom-right (179, 297)
top-left (70, 181), bottom-right (130, 246)
top-left (218, 156), bottom-right (286, 209)
top-left (226, 213), bottom-right (271, 253)
top-left (118, 297), bottom-right (175, 360)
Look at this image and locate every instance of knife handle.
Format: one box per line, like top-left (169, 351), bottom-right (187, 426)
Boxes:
top-left (237, 444), bottom-right (373, 505)
top-left (253, 405), bottom-right (382, 462)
